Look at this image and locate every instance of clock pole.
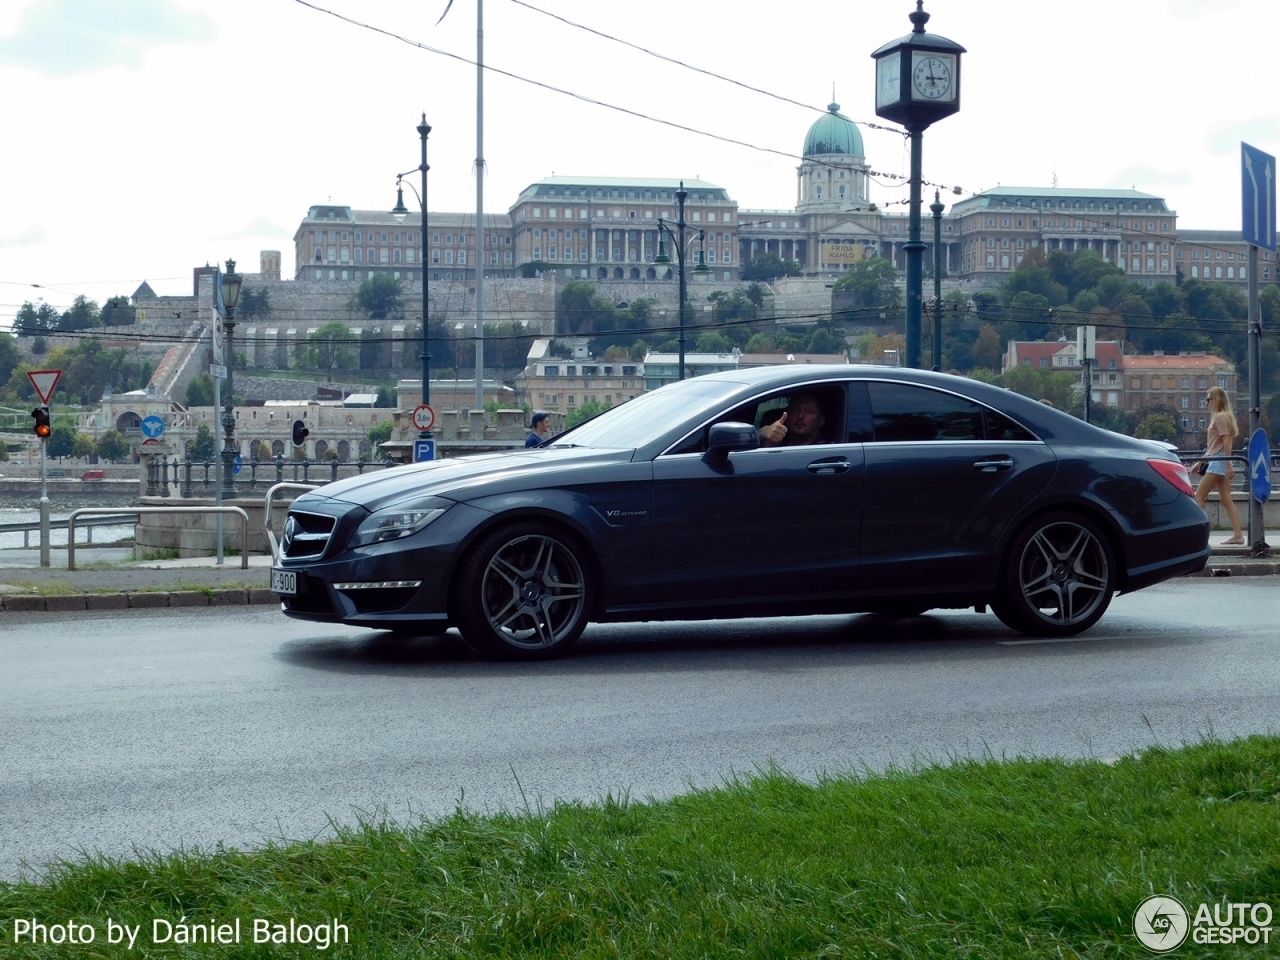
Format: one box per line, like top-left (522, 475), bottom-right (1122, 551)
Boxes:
top-left (871, 2), bottom-right (964, 370)
top-left (904, 124), bottom-right (925, 369)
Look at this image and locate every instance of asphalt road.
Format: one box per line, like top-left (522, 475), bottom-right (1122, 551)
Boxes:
top-left (2, 579), bottom-right (1277, 880)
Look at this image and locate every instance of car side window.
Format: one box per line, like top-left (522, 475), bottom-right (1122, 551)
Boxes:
top-left (984, 409), bottom-right (1038, 442)
top-left (663, 385), bottom-right (847, 454)
top-left (867, 382), bottom-right (987, 442)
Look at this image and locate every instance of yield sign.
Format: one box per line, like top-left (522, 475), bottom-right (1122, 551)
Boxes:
top-left (27, 369), bottom-right (62, 405)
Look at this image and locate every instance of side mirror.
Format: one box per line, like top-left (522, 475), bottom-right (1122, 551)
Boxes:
top-left (703, 421), bottom-right (758, 467)
top-left (292, 419), bottom-right (310, 446)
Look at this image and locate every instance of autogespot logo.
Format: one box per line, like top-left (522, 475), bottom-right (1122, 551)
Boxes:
top-left (1134, 895), bottom-right (1190, 953)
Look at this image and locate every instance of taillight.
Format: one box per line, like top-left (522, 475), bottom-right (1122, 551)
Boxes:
top-left (1147, 458), bottom-right (1194, 496)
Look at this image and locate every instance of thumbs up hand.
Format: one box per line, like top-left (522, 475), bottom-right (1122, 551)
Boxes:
top-left (759, 411), bottom-right (788, 446)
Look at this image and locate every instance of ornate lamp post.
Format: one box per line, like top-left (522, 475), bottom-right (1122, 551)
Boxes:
top-left (392, 113), bottom-right (433, 444)
top-left (652, 182), bottom-right (708, 381)
top-left (872, 1), bottom-right (964, 369)
top-left (218, 259), bottom-right (242, 500)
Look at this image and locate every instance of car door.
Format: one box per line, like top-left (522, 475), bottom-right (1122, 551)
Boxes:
top-left (858, 380), bottom-right (1056, 589)
top-left (647, 384), bottom-right (864, 608)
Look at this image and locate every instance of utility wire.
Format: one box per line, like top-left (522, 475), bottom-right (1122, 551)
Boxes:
top-left (505, 0), bottom-right (902, 133)
top-left (290, 1), bottom-right (974, 190)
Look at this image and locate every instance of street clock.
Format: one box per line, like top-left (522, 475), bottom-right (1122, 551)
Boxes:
top-left (872, 2), bottom-right (964, 129)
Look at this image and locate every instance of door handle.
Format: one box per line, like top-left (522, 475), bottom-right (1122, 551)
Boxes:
top-left (972, 457), bottom-right (1014, 473)
top-left (808, 458), bottom-right (851, 474)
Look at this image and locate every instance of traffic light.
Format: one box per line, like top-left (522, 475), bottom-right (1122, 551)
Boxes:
top-left (31, 407), bottom-right (51, 439)
top-left (292, 419), bottom-right (309, 446)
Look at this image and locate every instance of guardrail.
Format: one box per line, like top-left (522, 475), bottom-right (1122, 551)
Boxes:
top-left (145, 456), bottom-right (396, 498)
top-left (68, 506), bottom-right (250, 571)
top-left (0, 513), bottom-right (139, 548)
top-left (262, 482), bottom-right (321, 562)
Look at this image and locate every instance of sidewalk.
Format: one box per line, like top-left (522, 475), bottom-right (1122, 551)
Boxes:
top-left (0, 530), bottom-right (1274, 613)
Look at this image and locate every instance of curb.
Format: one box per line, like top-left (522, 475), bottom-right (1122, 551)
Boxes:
top-left (1187, 562), bottom-right (1280, 578)
top-left (0, 588), bottom-right (279, 613)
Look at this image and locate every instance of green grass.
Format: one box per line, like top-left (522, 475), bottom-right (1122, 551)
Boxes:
top-left (6, 580), bottom-right (261, 597)
top-left (2, 737), bottom-right (1278, 957)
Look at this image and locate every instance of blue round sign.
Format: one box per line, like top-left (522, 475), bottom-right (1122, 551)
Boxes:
top-left (233, 455), bottom-right (243, 475)
top-left (140, 415), bottom-right (165, 439)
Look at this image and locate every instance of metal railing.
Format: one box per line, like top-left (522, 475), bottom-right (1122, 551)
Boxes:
top-left (67, 506), bottom-right (250, 570)
top-left (263, 482), bottom-right (322, 562)
top-left (143, 454), bottom-right (397, 498)
top-left (0, 513), bottom-right (139, 548)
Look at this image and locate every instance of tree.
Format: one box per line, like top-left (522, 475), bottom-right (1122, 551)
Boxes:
top-left (359, 327), bottom-right (385, 370)
top-left (1135, 413), bottom-right (1179, 444)
top-left (999, 366), bottom-right (1081, 414)
top-left (368, 421), bottom-right (393, 447)
top-left (58, 295), bottom-right (100, 331)
top-left (806, 327), bottom-right (844, 354)
top-left (972, 323), bottom-right (1003, 372)
top-left (95, 430), bottom-right (129, 462)
top-left (72, 433), bottom-right (95, 459)
top-left (47, 425), bottom-right (75, 458)
top-left (831, 257), bottom-right (900, 313)
top-left (13, 300), bottom-right (59, 335)
top-left (186, 424), bottom-right (216, 461)
top-left (354, 273), bottom-right (403, 320)
top-left (566, 399), bottom-right (612, 429)
top-left (694, 331), bottom-right (733, 353)
top-left (744, 333), bottom-right (775, 354)
top-left (238, 286), bottom-right (273, 319)
top-left (0, 333), bottom-right (18, 385)
top-left (185, 373), bottom-right (215, 407)
top-left (629, 339), bottom-right (648, 361)
top-left (745, 283), bottom-right (768, 309)
top-left (741, 252), bottom-right (801, 282)
top-left (375, 387), bottom-right (395, 408)
top-left (302, 322), bottom-right (357, 381)
top-left (100, 296), bottom-right (135, 326)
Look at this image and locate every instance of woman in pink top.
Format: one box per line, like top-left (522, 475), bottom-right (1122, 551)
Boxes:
top-left (1193, 385), bottom-right (1244, 544)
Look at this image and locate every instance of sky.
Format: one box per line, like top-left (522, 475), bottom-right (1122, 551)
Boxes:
top-left (1, 0), bottom-right (1277, 317)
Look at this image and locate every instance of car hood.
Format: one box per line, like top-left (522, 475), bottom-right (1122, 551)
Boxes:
top-left (294, 446), bottom-right (637, 513)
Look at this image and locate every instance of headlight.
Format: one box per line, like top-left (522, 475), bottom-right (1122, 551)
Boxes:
top-left (348, 498), bottom-right (450, 547)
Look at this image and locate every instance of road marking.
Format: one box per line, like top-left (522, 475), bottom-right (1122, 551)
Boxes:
top-left (997, 635), bottom-right (1121, 646)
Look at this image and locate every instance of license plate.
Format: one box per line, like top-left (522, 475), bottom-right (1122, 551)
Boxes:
top-left (270, 568), bottom-right (297, 595)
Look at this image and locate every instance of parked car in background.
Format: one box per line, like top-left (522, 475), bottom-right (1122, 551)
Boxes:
top-left (272, 366), bottom-right (1210, 659)
top-left (82, 469), bottom-right (106, 481)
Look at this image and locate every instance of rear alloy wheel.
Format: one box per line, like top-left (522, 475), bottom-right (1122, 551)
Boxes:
top-left (455, 522), bottom-right (592, 660)
top-left (994, 512), bottom-right (1115, 637)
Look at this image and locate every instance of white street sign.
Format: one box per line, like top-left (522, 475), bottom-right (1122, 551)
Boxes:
top-left (210, 362), bottom-right (228, 380)
top-left (412, 404), bottom-right (436, 431)
top-left (27, 369), bottom-right (62, 405)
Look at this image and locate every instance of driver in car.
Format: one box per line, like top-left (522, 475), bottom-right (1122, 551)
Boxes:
top-left (758, 392), bottom-right (827, 447)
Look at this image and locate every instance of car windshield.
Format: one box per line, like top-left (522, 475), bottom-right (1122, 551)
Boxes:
top-left (548, 378), bottom-right (747, 449)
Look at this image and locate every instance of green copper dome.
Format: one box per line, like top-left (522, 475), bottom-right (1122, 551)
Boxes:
top-left (803, 103), bottom-right (863, 158)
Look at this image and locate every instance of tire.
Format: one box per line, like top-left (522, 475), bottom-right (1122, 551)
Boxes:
top-left (993, 512), bottom-right (1116, 637)
top-left (453, 521), bottom-right (593, 660)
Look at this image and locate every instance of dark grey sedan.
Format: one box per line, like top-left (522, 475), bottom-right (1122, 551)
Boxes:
top-left (272, 366), bottom-right (1209, 659)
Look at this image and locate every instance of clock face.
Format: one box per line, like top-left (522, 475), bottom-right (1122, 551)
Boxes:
top-left (911, 53), bottom-right (954, 101)
top-left (876, 55), bottom-right (901, 109)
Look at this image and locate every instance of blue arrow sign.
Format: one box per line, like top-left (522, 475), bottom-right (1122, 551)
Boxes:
top-left (233, 455), bottom-right (243, 475)
top-left (140, 415), bottom-right (165, 439)
top-left (1242, 142), bottom-right (1277, 252)
top-left (1248, 427), bottom-right (1271, 504)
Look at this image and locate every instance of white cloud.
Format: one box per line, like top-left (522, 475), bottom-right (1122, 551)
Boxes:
top-left (209, 218), bottom-right (293, 242)
top-left (1107, 165), bottom-right (1192, 191)
top-left (0, 0), bottom-right (212, 76)
top-left (1208, 118), bottom-right (1280, 155)
top-left (0, 224), bottom-right (47, 249)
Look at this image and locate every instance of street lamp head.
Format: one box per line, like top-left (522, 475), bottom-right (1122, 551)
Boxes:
top-left (652, 239), bottom-right (672, 265)
top-left (221, 259), bottom-right (242, 310)
top-left (392, 184), bottom-right (409, 222)
top-left (693, 251), bottom-right (711, 275)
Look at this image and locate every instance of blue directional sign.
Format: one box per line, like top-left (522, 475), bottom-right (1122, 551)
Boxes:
top-left (1248, 427), bottom-right (1271, 504)
top-left (413, 438), bottom-right (436, 463)
top-left (140, 415), bottom-right (165, 439)
top-left (232, 455), bottom-right (243, 476)
top-left (1242, 142), bottom-right (1276, 252)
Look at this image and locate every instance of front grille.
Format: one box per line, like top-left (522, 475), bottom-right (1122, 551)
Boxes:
top-left (283, 511), bottom-right (336, 559)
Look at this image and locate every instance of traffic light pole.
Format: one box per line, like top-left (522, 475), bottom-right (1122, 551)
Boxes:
top-left (39, 435), bottom-right (49, 567)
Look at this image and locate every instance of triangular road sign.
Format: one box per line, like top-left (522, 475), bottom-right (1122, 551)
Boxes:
top-left (27, 369), bottom-right (62, 405)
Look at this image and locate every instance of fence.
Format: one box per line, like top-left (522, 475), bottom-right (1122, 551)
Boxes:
top-left (68, 506), bottom-right (250, 570)
top-left (144, 455), bottom-right (397, 498)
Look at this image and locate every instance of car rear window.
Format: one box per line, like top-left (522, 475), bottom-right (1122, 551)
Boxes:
top-left (867, 382), bottom-right (1037, 442)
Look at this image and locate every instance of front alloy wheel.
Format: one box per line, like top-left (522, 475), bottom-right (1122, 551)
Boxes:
top-left (994, 512), bottom-right (1115, 637)
top-left (455, 522), bottom-right (592, 660)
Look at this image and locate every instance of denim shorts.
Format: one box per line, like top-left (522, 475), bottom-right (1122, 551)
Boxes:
top-left (1205, 459), bottom-right (1228, 477)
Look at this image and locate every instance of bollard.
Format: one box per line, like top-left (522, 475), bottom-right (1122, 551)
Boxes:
top-left (330, 458), bottom-right (340, 482)
top-left (275, 453), bottom-right (285, 484)
top-left (181, 459), bottom-right (193, 498)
